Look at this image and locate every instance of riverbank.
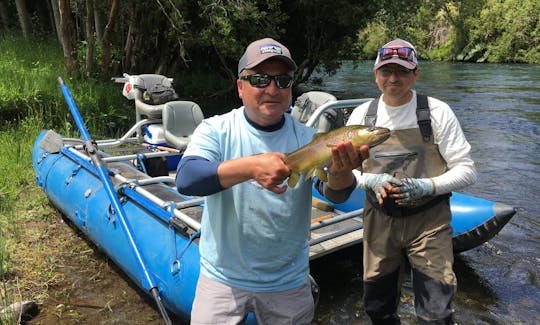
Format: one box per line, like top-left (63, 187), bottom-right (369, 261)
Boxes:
top-left (0, 35), bottom-right (134, 324)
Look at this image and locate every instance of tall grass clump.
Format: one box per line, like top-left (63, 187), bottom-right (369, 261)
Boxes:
top-left (0, 33), bottom-right (136, 317)
top-left (0, 32), bottom-right (135, 242)
top-left (0, 33), bottom-right (133, 135)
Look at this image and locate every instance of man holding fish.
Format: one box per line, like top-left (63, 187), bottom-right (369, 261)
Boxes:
top-left (176, 38), bottom-right (377, 324)
top-left (323, 39), bottom-right (477, 324)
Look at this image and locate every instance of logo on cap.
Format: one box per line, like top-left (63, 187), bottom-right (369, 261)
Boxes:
top-left (260, 44), bottom-right (283, 55)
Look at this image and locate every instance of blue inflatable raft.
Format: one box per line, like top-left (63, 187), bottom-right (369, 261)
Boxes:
top-left (31, 78), bottom-right (516, 323)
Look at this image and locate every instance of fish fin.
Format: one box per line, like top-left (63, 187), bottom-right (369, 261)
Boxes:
top-left (306, 167), bottom-right (316, 180)
top-left (288, 172), bottom-right (300, 188)
top-left (315, 168), bottom-right (327, 182)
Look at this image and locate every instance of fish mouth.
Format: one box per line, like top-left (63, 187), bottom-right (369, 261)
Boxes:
top-left (368, 129), bottom-right (391, 147)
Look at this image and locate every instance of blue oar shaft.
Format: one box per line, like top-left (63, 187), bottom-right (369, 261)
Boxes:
top-left (58, 77), bottom-right (172, 325)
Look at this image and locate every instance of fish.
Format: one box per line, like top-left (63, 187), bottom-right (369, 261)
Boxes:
top-left (285, 125), bottom-right (391, 187)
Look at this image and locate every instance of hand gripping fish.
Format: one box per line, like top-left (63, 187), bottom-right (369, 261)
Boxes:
top-left (284, 125), bottom-right (391, 187)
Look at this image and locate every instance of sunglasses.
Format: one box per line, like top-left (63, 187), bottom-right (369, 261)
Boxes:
top-left (378, 67), bottom-right (414, 77)
top-left (240, 74), bottom-right (293, 89)
top-left (378, 47), bottom-right (416, 62)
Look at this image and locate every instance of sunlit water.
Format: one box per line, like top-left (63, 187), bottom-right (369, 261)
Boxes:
top-left (308, 61), bottom-right (540, 325)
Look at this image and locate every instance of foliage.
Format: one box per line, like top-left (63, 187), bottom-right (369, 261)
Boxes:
top-left (282, 0), bottom-right (378, 82)
top-left (353, 0), bottom-right (540, 64)
top-left (0, 33), bottom-right (133, 136)
top-left (463, 0), bottom-right (540, 63)
top-left (355, 0), bottom-right (442, 60)
top-left (2, 0), bottom-right (539, 97)
top-left (195, 0), bottom-right (286, 79)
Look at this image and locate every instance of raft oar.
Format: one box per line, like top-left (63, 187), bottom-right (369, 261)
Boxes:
top-left (57, 77), bottom-right (173, 325)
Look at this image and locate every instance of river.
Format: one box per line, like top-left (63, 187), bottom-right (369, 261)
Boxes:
top-left (309, 61), bottom-right (540, 324)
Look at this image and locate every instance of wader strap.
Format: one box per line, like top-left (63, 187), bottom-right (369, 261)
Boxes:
top-left (368, 193), bottom-right (452, 217)
top-left (365, 98), bottom-right (378, 127)
top-left (398, 193), bottom-right (451, 217)
top-left (366, 95), bottom-right (431, 142)
top-left (416, 93), bottom-right (432, 142)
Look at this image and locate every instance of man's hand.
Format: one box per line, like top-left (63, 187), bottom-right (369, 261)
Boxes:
top-left (363, 173), bottom-right (403, 205)
top-left (326, 142), bottom-right (369, 190)
top-left (393, 178), bottom-right (434, 205)
top-left (251, 152), bottom-right (291, 194)
top-left (218, 152), bottom-right (290, 194)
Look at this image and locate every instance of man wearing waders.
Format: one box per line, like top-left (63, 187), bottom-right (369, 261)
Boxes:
top-left (322, 38), bottom-right (477, 324)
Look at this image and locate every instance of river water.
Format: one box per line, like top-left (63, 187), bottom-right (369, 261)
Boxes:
top-left (309, 61), bottom-right (540, 324)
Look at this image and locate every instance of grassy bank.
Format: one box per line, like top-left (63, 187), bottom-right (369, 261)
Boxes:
top-left (0, 33), bottom-right (133, 323)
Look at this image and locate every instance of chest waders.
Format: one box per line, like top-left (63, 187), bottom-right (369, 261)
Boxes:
top-left (362, 94), bottom-right (456, 325)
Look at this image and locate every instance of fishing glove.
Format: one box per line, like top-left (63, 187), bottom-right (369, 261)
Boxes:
top-left (393, 178), bottom-right (434, 204)
top-left (362, 173), bottom-right (402, 202)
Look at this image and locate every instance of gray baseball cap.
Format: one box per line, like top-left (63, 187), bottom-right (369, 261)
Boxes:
top-left (238, 38), bottom-right (297, 76)
top-left (373, 38), bottom-right (418, 71)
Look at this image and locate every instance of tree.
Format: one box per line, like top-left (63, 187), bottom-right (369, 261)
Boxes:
top-left (100, 0), bottom-right (119, 75)
top-left (49, 0), bottom-right (62, 42)
top-left (58, 0), bottom-right (76, 75)
top-left (0, 0), bottom-right (10, 30)
top-left (14, 0), bottom-right (31, 39)
top-left (86, 0), bottom-right (95, 75)
top-left (283, 0), bottom-right (379, 83)
top-left (3, 0), bottom-right (538, 91)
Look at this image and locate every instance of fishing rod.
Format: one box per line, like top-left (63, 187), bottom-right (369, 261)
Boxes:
top-left (57, 77), bottom-right (172, 325)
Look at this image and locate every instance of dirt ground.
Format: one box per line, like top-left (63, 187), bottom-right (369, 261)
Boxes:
top-left (5, 209), bottom-right (186, 325)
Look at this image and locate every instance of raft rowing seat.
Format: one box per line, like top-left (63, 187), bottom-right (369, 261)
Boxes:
top-left (128, 74), bottom-right (203, 150)
top-left (132, 74), bottom-right (175, 120)
top-left (162, 101), bottom-right (204, 150)
top-left (291, 91), bottom-right (344, 133)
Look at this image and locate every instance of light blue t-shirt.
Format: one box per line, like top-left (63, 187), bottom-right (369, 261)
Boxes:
top-left (183, 107), bottom-right (316, 291)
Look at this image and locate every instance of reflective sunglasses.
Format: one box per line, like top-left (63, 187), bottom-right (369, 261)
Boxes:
top-left (378, 66), bottom-right (414, 77)
top-left (240, 74), bottom-right (293, 89)
top-left (378, 47), bottom-right (416, 62)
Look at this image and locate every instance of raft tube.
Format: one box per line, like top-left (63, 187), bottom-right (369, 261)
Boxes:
top-left (32, 130), bottom-right (257, 323)
top-left (312, 184), bottom-right (516, 253)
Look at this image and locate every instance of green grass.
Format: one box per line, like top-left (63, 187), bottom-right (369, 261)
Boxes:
top-left (0, 33), bottom-right (132, 132)
top-left (0, 33), bottom-right (135, 320)
top-left (0, 33), bottom-right (131, 228)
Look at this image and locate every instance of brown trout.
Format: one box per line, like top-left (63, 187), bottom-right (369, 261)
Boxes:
top-left (285, 125), bottom-right (391, 187)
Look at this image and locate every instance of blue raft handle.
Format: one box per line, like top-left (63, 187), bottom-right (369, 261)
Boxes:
top-left (57, 77), bottom-right (172, 325)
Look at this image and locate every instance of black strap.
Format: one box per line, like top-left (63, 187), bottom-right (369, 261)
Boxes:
top-left (365, 98), bottom-right (378, 127)
top-left (398, 193), bottom-right (452, 217)
top-left (371, 192), bottom-right (452, 218)
top-left (416, 93), bottom-right (432, 142)
top-left (365, 94), bottom-right (432, 142)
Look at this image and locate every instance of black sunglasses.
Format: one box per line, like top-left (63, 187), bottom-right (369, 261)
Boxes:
top-left (240, 74), bottom-right (293, 89)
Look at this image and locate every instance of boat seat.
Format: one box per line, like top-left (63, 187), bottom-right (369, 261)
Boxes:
top-left (291, 91), bottom-right (343, 132)
top-left (162, 101), bottom-right (204, 150)
top-left (133, 74), bottom-right (177, 119)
